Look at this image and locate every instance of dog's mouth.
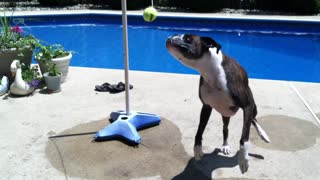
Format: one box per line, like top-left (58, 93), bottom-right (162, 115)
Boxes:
top-left (166, 37), bottom-right (190, 51)
top-left (166, 37), bottom-right (194, 61)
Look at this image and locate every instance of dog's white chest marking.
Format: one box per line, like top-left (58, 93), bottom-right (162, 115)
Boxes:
top-left (200, 82), bottom-right (237, 117)
top-left (198, 48), bottom-right (237, 117)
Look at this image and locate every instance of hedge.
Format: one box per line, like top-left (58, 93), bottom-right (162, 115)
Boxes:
top-left (36, 0), bottom-right (319, 14)
top-left (161, 0), bottom-right (224, 12)
top-left (37, 0), bottom-right (151, 9)
top-left (158, 0), bottom-right (320, 14)
top-left (38, 0), bottom-right (79, 7)
top-left (254, 0), bottom-right (320, 15)
top-left (107, 0), bottom-right (151, 10)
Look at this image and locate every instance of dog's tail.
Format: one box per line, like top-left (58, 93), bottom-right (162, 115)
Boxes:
top-left (252, 119), bottom-right (270, 143)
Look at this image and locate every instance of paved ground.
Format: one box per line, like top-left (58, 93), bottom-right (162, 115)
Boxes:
top-left (1, 66), bottom-right (320, 180)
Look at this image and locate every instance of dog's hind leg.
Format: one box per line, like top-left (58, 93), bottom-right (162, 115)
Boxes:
top-left (238, 104), bottom-right (255, 174)
top-left (221, 116), bottom-right (231, 155)
top-left (194, 104), bottom-right (212, 161)
top-left (252, 119), bottom-right (270, 143)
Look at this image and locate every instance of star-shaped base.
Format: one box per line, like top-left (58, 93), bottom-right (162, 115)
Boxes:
top-left (93, 111), bottom-right (161, 144)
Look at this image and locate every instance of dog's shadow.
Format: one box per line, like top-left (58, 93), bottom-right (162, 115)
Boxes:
top-left (173, 148), bottom-right (264, 180)
top-left (172, 148), bottom-right (239, 180)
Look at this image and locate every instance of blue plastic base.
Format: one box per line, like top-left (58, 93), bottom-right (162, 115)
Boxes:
top-left (94, 111), bottom-right (161, 144)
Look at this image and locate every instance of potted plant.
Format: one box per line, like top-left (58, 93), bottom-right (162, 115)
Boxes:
top-left (43, 63), bottom-right (62, 92)
top-left (0, 12), bottom-right (39, 81)
top-left (35, 44), bottom-right (72, 83)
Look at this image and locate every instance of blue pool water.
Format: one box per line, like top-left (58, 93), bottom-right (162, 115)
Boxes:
top-left (20, 14), bottom-right (320, 82)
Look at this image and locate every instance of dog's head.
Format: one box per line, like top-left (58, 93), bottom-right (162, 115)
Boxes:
top-left (166, 34), bottom-right (221, 68)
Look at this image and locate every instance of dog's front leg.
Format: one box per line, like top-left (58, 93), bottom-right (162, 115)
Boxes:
top-left (194, 104), bottom-right (212, 160)
top-left (238, 105), bottom-right (254, 173)
top-left (221, 116), bottom-right (231, 155)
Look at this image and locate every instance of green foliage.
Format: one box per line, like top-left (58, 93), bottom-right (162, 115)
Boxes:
top-left (83, 0), bottom-right (109, 5)
top-left (38, 0), bottom-right (80, 7)
top-left (0, 12), bottom-right (10, 37)
top-left (107, 0), bottom-right (151, 10)
top-left (254, 0), bottom-right (319, 14)
top-left (188, 0), bottom-right (224, 12)
top-left (48, 63), bottom-right (60, 76)
top-left (35, 44), bottom-right (70, 62)
top-left (21, 62), bottom-right (41, 83)
top-left (0, 12), bottom-right (39, 51)
top-left (160, 0), bottom-right (226, 12)
top-left (158, 0), bottom-right (319, 14)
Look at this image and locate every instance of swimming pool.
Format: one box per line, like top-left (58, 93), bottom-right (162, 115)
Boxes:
top-left (18, 13), bottom-right (320, 83)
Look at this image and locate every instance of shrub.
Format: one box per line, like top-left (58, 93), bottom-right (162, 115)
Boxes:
top-left (157, 0), bottom-right (179, 7)
top-left (254, 0), bottom-right (319, 14)
top-left (38, 0), bottom-right (80, 7)
top-left (107, 0), bottom-right (151, 10)
top-left (166, 0), bottom-right (224, 12)
top-left (0, 0), bottom-right (32, 7)
top-left (158, 0), bottom-right (319, 14)
top-left (86, 0), bottom-right (109, 5)
top-left (290, 0), bottom-right (319, 14)
top-left (222, 0), bottom-right (241, 9)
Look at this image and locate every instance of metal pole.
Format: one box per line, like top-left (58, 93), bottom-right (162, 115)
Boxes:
top-left (121, 0), bottom-right (130, 115)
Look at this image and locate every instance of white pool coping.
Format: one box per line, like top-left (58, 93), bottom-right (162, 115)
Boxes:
top-left (5, 9), bottom-right (320, 22)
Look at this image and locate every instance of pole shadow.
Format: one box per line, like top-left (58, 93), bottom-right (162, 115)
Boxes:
top-left (172, 148), bottom-right (239, 180)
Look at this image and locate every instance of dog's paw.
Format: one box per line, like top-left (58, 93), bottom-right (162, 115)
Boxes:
top-left (194, 145), bottom-right (204, 161)
top-left (238, 154), bottom-right (249, 174)
top-left (221, 145), bottom-right (231, 155)
top-left (238, 142), bottom-right (249, 174)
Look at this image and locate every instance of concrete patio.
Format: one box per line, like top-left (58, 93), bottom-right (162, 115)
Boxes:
top-left (0, 66), bottom-right (319, 180)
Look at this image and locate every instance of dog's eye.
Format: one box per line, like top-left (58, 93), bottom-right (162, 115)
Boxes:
top-left (184, 35), bottom-right (192, 43)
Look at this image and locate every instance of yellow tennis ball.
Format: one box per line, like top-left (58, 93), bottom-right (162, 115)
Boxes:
top-left (143, 7), bottom-right (157, 22)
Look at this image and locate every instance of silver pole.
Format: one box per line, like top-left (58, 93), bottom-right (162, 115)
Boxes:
top-left (121, 0), bottom-right (130, 115)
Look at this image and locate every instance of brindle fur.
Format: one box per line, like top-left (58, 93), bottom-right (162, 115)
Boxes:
top-left (166, 34), bottom-right (269, 174)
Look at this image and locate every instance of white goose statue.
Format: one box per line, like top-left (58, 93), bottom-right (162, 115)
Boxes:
top-left (10, 60), bottom-right (35, 96)
top-left (0, 76), bottom-right (9, 96)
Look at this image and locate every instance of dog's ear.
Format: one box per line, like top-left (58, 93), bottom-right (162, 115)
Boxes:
top-left (201, 37), bottom-right (221, 54)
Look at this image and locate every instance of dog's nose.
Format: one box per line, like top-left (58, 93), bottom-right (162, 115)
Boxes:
top-left (168, 34), bottom-right (180, 40)
top-left (166, 34), bottom-right (185, 49)
top-left (167, 35), bottom-right (175, 40)
top-left (166, 35), bottom-right (176, 45)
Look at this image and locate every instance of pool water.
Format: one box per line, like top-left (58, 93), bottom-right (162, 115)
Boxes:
top-left (24, 15), bottom-right (320, 83)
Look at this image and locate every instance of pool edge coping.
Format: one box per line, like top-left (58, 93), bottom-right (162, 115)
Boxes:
top-left (4, 9), bottom-right (320, 23)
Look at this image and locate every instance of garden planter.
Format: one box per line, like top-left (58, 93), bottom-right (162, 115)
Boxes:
top-left (43, 72), bottom-right (62, 92)
top-left (37, 53), bottom-right (72, 83)
top-left (0, 48), bottom-right (33, 81)
top-left (9, 60), bottom-right (35, 96)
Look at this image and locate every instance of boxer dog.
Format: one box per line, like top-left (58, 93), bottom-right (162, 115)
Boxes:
top-left (166, 34), bottom-right (270, 173)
